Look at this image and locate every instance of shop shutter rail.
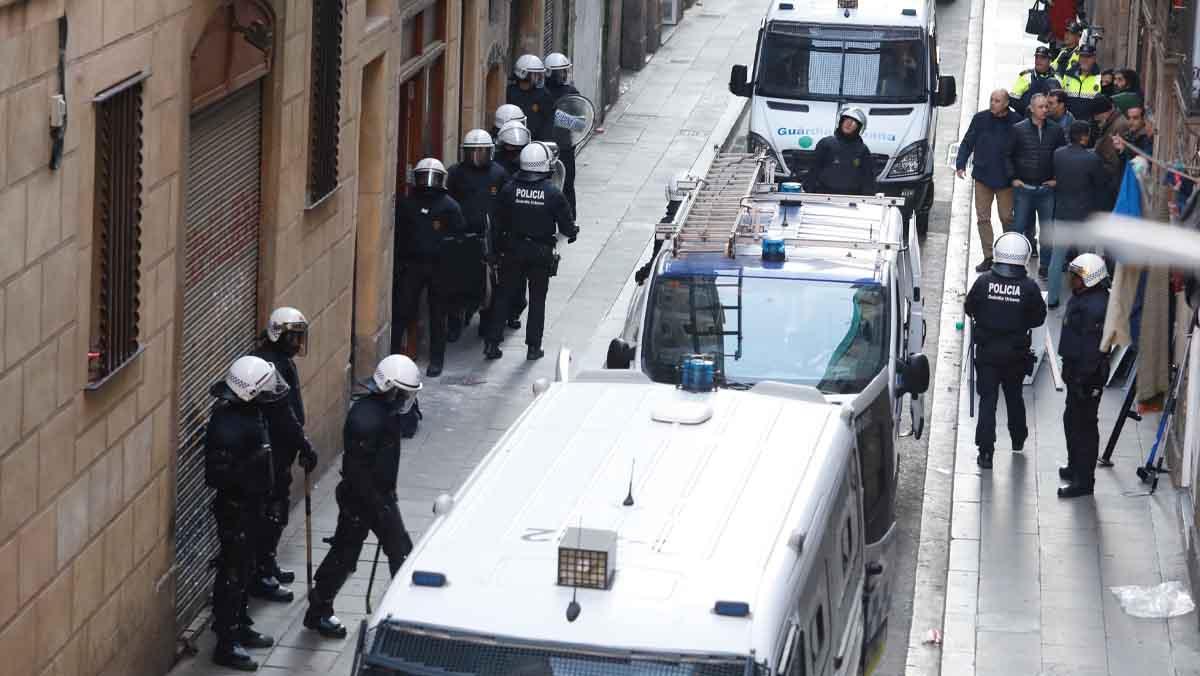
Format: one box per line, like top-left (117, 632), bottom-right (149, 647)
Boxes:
top-left (543, 0), bottom-right (555, 54)
top-left (174, 83), bottom-right (263, 631)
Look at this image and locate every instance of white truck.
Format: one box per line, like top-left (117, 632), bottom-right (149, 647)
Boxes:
top-left (727, 0), bottom-right (957, 234)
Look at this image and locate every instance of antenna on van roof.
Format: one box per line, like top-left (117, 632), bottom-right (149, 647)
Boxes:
top-left (566, 517), bottom-right (583, 622)
top-left (622, 459), bottom-right (635, 507)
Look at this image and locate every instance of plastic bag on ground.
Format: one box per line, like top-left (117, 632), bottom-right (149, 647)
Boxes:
top-left (1109, 581), bottom-right (1196, 618)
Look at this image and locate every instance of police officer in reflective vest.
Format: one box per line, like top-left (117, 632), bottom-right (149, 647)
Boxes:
top-left (964, 233), bottom-right (1047, 469)
top-left (507, 54), bottom-right (555, 141)
top-left (1052, 20), bottom-right (1085, 76)
top-left (1057, 253), bottom-right (1110, 498)
top-left (484, 142), bottom-right (578, 361)
top-left (204, 356), bottom-right (291, 670)
top-left (304, 355), bottom-right (422, 638)
top-left (544, 52), bottom-right (580, 216)
top-left (393, 158), bottom-right (466, 377)
top-left (1010, 46), bottom-right (1063, 116)
top-left (446, 129), bottom-right (508, 340)
top-left (1062, 44), bottom-right (1103, 119)
top-left (248, 307), bottom-right (319, 603)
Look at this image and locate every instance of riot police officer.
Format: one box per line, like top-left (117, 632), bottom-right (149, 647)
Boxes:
top-left (507, 54), bottom-right (556, 141)
top-left (495, 120), bottom-right (531, 177)
top-left (484, 142), bottom-right (578, 361)
top-left (204, 356), bottom-right (291, 670)
top-left (248, 307), bottom-right (319, 603)
top-left (304, 355), bottom-right (422, 638)
top-left (544, 52), bottom-right (580, 216)
top-left (804, 107), bottom-right (877, 196)
top-left (446, 129), bottom-right (508, 340)
top-left (492, 103), bottom-right (527, 140)
top-left (1057, 253), bottom-right (1110, 498)
top-left (963, 232), bottom-right (1048, 469)
top-left (393, 158), bottom-right (466, 377)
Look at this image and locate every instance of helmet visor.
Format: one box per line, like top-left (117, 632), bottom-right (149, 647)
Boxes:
top-left (280, 323), bottom-right (308, 357)
top-left (414, 169), bottom-right (445, 189)
top-left (465, 147), bottom-right (492, 167)
top-left (549, 67), bottom-right (571, 85)
top-left (529, 71), bottom-right (546, 88)
top-left (253, 369), bottom-right (291, 403)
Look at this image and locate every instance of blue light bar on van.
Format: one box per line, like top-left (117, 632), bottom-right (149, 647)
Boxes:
top-left (411, 571), bottom-right (447, 587)
top-left (779, 182), bottom-right (802, 193)
top-left (713, 601), bottom-right (751, 617)
top-left (762, 233), bottom-right (786, 262)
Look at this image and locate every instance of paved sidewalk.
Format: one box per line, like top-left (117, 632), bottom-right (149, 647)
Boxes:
top-left (919, 1), bottom-right (1200, 674)
top-left (166, 3), bottom-right (760, 675)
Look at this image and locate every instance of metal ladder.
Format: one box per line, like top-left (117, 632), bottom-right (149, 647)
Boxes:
top-left (656, 152), bottom-right (771, 255)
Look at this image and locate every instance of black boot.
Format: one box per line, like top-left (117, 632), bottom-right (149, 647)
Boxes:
top-left (977, 449), bottom-right (993, 469)
top-left (426, 359), bottom-right (444, 377)
top-left (269, 563), bottom-right (295, 585)
top-left (213, 641), bottom-right (258, 671)
top-left (248, 576), bottom-right (294, 603)
top-left (975, 258), bottom-right (993, 272)
top-left (507, 318), bottom-right (522, 330)
top-left (1012, 436), bottom-right (1026, 452)
top-left (1057, 481), bottom-right (1094, 498)
top-left (484, 342), bottom-right (503, 360)
top-left (527, 346), bottom-right (545, 361)
top-left (1058, 466), bottom-right (1073, 481)
top-left (235, 626), bottom-right (275, 649)
top-left (304, 606), bottom-right (348, 639)
top-left (446, 318), bottom-right (463, 344)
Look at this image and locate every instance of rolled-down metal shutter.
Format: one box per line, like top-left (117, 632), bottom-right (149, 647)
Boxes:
top-left (174, 83), bottom-right (263, 630)
top-left (543, 0), bottom-right (555, 54)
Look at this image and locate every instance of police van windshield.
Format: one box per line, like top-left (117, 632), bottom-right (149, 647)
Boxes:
top-left (643, 274), bottom-right (889, 394)
top-left (756, 23), bottom-right (927, 102)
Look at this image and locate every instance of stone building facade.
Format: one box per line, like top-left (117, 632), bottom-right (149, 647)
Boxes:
top-left (0, 1), bottom-right (607, 675)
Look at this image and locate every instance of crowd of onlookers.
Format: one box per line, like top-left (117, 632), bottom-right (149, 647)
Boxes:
top-left (955, 23), bottom-right (1153, 308)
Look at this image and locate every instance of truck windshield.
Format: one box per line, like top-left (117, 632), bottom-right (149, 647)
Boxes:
top-left (756, 24), bottom-right (926, 102)
top-left (643, 274), bottom-right (889, 394)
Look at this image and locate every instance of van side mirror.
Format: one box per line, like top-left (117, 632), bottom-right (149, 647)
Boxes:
top-left (729, 64), bottom-right (751, 98)
top-left (936, 76), bottom-right (957, 107)
top-left (899, 354), bottom-right (931, 395)
top-left (606, 338), bottom-right (636, 369)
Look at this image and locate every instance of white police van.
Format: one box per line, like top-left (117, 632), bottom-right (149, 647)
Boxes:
top-left (728, 0), bottom-right (956, 234)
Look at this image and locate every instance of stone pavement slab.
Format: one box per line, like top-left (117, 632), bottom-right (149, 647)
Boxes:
top-left (165, 3), bottom-right (762, 675)
top-left (914, 0), bottom-right (1200, 674)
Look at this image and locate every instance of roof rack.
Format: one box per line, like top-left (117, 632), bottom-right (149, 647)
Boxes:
top-left (657, 152), bottom-right (906, 258)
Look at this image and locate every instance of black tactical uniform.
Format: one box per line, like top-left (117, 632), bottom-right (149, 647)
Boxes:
top-left (964, 271), bottom-right (1048, 467)
top-left (804, 127), bottom-right (877, 196)
top-left (1058, 284), bottom-right (1110, 493)
top-left (486, 172), bottom-right (577, 357)
top-left (204, 386), bottom-right (279, 670)
top-left (507, 81), bottom-right (556, 141)
top-left (305, 391), bottom-right (415, 637)
top-left (248, 339), bottom-right (316, 600)
top-left (545, 79), bottom-right (581, 216)
top-left (392, 188), bottom-right (467, 365)
top-left (446, 160), bottom-right (509, 338)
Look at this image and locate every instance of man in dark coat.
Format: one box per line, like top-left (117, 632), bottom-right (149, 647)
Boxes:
top-left (956, 88), bottom-right (1022, 271)
top-left (1047, 121), bottom-right (1108, 308)
top-left (1005, 93), bottom-right (1066, 271)
top-left (804, 107), bottom-right (877, 196)
top-left (1057, 254), bottom-right (1111, 498)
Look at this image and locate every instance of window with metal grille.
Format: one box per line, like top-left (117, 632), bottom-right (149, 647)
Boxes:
top-left (88, 73), bottom-right (148, 387)
top-left (308, 0), bottom-right (344, 205)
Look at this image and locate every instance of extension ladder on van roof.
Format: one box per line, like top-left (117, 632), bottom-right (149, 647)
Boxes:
top-left (657, 151), bottom-right (907, 257)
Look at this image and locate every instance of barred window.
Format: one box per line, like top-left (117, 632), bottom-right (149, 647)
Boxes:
top-left (88, 73), bottom-right (147, 387)
top-left (308, 0), bottom-right (344, 205)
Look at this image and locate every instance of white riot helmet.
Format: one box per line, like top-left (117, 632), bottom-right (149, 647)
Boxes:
top-left (1069, 252), bottom-right (1109, 288)
top-left (462, 129), bottom-right (495, 168)
top-left (513, 54), bottom-right (546, 87)
top-left (266, 306), bottom-right (308, 356)
top-left (494, 104), bottom-right (527, 131)
top-left (992, 232), bottom-right (1033, 278)
top-left (519, 142), bottom-right (555, 174)
top-left (497, 120), bottom-right (531, 150)
top-left (223, 355), bottom-right (289, 403)
top-left (545, 52), bottom-right (572, 85)
top-left (839, 106), bottom-right (868, 133)
top-left (372, 354), bottom-right (422, 409)
top-left (413, 157), bottom-right (447, 190)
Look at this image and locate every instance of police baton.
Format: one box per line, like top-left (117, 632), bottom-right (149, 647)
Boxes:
top-left (304, 471), bottom-right (313, 596)
top-left (365, 543), bottom-right (382, 614)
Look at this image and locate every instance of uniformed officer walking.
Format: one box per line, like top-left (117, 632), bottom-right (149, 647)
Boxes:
top-left (1009, 46), bottom-right (1062, 116)
top-left (804, 107), bottom-right (877, 196)
top-left (248, 307), bottom-right (319, 603)
top-left (1057, 253), bottom-right (1111, 498)
top-left (492, 119), bottom-right (532, 329)
top-left (544, 52), bottom-right (580, 216)
top-left (446, 129), bottom-right (509, 340)
top-left (393, 158), bottom-right (466, 377)
top-left (304, 355), bottom-right (422, 638)
top-left (507, 54), bottom-right (555, 141)
top-left (204, 356), bottom-right (291, 670)
top-left (964, 232), bottom-right (1048, 469)
top-left (484, 142), bottom-right (578, 360)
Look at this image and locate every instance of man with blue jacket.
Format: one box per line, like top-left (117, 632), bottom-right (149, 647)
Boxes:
top-left (956, 89), bottom-right (1022, 272)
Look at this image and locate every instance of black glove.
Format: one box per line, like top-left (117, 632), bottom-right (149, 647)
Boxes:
top-left (634, 262), bottom-right (652, 285)
top-left (567, 230), bottom-right (578, 244)
top-left (298, 446), bottom-right (318, 473)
